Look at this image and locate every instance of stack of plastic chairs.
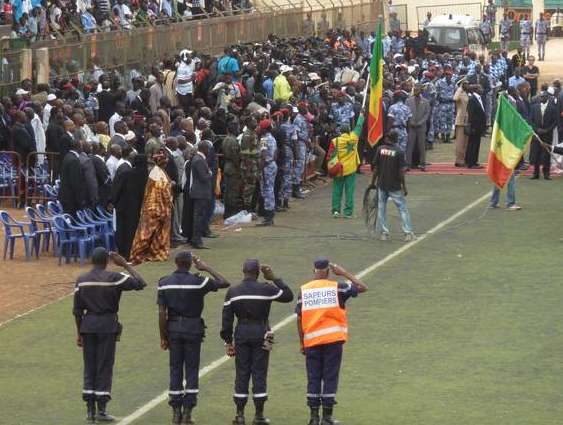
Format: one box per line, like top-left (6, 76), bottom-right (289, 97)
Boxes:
top-left (52, 215), bottom-right (95, 266)
top-left (0, 210), bottom-right (39, 260)
top-left (0, 155), bottom-right (18, 207)
top-left (25, 206), bottom-right (55, 253)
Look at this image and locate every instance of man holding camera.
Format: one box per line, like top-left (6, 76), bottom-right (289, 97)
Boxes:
top-left (296, 258), bottom-right (367, 425)
top-left (221, 259), bottom-right (294, 425)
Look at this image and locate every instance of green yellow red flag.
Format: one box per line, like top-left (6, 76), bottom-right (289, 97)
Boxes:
top-left (367, 21), bottom-right (384, 147)
top-left (487, 95), bottom-right (534, 188)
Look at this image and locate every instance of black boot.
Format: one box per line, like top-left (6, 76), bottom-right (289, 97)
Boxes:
top-left (171, 406), bottom-right (182, 424)
top-left (321, 407), bottom-right (340, 425)
top-left (233, 405), bottom-right (245, 425)
top-left (252, 400), bottom-right (270, 425)
top-left (96, 401), bottom-right (116, 422)
top-left (86, 400), bottom-right (96, 424)
top-left (308, 407), bottom-right (320, 425)
top-left (292, 184), bottom-right (305, 199)
top-left (181, 406), bottom-right (194, 424)
top-left (256, 210), bottom-right (274, 226)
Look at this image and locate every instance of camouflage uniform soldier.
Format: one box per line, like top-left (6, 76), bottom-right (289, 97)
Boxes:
top-left (387, 91), bottom-right (412, 154)
top-left (257, 119), bottom-right (278, 226)
top-left (520, 16), bottom-right (532, 59)
top-left (434, 70), bottom-right (456, 143)
top-left (499, 14), bottom-right (512, 52)
top-left (535, 14), bottom-right (548, 61)
top-left (280, 111), bottom-right (297, 209)
top-left (292, 103), bottom-right (309, 199)
top-left (222, 120), bottom-right (242, 218)
top-left (240, 118), bottom-right (260, 212)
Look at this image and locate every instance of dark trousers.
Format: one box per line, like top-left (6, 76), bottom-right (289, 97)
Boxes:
top-left (223, 172), bottom-right (242, 218)
top-left (465, 133), bottom-right (482, 167)
top-left (82, 333), bottom-right (117, 403)
top-left (191, 198), bottom-right (208, 246)
top-left (177, 93), bottom-right (193, 114)
top-left (168, 333), bottom-right (201, 408)
top-left (531, 140), bottom-right (551, 177)
top-left (233, 339), bottom-right (270, 407)
top-left (305, 342), bottom-right (343, 408)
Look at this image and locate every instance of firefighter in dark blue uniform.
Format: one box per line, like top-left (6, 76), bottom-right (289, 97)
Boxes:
top-left (158, 251), bottom-right (231, 424)
top-left (73, 247), bottom-right (147, 423)
top-left (221, 259), bottom-right (294, 425)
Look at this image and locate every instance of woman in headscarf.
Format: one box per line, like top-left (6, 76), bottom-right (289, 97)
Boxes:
top-left (130, 151), bottom-right (173, 264)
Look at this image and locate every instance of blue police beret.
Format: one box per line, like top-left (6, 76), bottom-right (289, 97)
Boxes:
top-left (175, 251), bottom-right (193, 262)
top-left (243, 259), bottom-right (260, 273)
top-left (314, 257), bottom-right (330, 270)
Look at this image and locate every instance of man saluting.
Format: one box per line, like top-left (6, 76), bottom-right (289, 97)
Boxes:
top-left (73, 248), bottom-right (147, 423)
top-left (296, 258), bottom-right (367, 425)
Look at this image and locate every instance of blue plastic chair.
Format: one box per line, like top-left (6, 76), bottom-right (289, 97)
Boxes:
top-left (47, 201), bottom-right (62, 215)
top-left (36, 204), bottom-right (55, 221)
top-left (0, 210), bottom-right (39, 260)
top-left (25, 206), bottom-right (55, 252)
top-left (52, 216), bottom-right (93, 266)
top-left (76, 210), bottom-right (114, 250)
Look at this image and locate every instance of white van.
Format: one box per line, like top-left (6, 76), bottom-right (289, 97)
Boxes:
top-left (425, 15), bottom-right (487, 56)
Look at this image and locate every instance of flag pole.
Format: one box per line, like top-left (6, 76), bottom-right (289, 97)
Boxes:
top-left (361, 72), bottom-right (371, 112)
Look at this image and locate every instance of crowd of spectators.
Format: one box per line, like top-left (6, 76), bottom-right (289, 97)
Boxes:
top-left (1, 0), bottom-right (253, 40)
top-left (1, 21), bottom-right (562, 258)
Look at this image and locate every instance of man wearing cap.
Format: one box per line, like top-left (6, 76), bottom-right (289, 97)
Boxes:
top-left (257, 119), bottom-right (278, 226)
top-left (240, 117), bottom-right (260, 212)
top-left (279, 108), bottom-right (297, 210)
top-left (499, 13), bottom-right (512, 52)
top-left (273, 65), bottom-right (293, 103)
top-left (296, 257), bottom-right (367, 425)
top-left (293, 102), bottom-right (310, 199)
top-left (519, 15), bottom-right (532, 60)
top-left (434, 68), bottom-right (456, 144)
top-left (387, 91), bottom-right (412, 154)
top-left (42, 93), bottom-right (57, 128)
top-left (73, 248), bottom-right (147, 423)
top-left (158, 251), bottom-right (230, 424)
top-left (221, 259), bottom-right (294, 425)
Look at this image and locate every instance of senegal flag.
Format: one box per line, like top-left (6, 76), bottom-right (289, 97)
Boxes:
top-left (487, 95), bottom-right (533, 188)
top-left (367, 21), bottom-right (383, 146)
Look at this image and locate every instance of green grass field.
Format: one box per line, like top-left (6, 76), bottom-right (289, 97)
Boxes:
top-left (1, 173), bottom-right (563, 425)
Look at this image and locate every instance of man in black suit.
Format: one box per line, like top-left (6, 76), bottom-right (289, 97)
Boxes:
top-left (59, 140), bottom-right (86, 215)
top-left (530, 91), bottom-right (559, 180)
top-left (189, 142), bottom-right (213, 249)
top-left (92, 143), bottom-right (111, 207)
top-left (465, 85), bottom-right (487, 169)
top-left (111, 146), bottom-right (135, 258)
top-left (11, 110), bottom-right (36, 163)
top-left (0, 103), bottom-right (10, 151)
top-left (60, 120), bottom-right (77, 160)
top-left (79, 142), bottom-right (99, 209)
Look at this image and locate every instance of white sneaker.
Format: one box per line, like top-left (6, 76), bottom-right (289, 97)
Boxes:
top-left (507, 204), bottom-right (522, 211)
top-left (403, 232), bottom-right (417, 242)
top-left (379, 233), bottom-right (390, 241)
top-left (333, 211), bottom-right (341, 218)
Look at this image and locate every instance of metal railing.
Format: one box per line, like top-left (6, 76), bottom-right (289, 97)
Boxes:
top-left (0, 0), bottom-right (383, 94)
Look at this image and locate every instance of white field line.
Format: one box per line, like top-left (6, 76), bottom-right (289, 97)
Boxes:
top-left (116, 191), bottom-right (490, 425)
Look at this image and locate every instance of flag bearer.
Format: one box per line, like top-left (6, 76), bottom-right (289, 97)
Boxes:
top-left (296, 258), bottom-right (368, 425)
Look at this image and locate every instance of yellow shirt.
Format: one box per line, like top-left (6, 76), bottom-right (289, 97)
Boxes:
top-left (331, 116), bottom-right (364, 176)
top-left (273, 74), bottom-right (293, 103)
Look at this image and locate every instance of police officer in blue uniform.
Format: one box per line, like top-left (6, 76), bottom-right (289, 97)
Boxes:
top-left (158, 251), bottom-right (231, 424)
top-left (221, 259), bottom-right (294, 425)
top-left (257, 119), bottom-right (278, 226)
top-left (73, 247), bottom-right (147, 423)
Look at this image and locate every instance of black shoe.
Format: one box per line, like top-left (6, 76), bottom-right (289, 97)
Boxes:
top-left (292, 185), bottom-right (305, 199)
top-left (530, 175), bottom-right (539, 180)
top-left (308, 407), bottom-right (320, 425)
top-left (191, 243), bottom-right (209, 249)
top-left (544, 176), bottom-right (552, 180)
top-left (454, 162), bottom-right (465, 168)
top-left (252, 417), bottom-right (270, 425)
top-left (203, 232), bottom-right (219, 238)
top-left (275, 205), bottom-right (287, 212)
top-left (256, 218), bottom-right (274, 227)
top-left (86, 401), bottom-right (96, 424)
top-left (96, 401), bottom-right (115, 422)
top-left (181, 407), bottom-right (194, 424)
top-left (172, 406), bottom-right (182, 424)
top-left (321, 407), bottom-right (340, 425)
top-left (232, 414), bottom-right (246, 425)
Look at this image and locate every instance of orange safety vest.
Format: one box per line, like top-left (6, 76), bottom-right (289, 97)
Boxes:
top-left (300, 279), bottom-right (348, 348)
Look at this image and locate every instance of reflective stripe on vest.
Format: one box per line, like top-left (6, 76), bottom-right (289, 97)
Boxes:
top-left (300, 279), bottom-right (348, 348)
